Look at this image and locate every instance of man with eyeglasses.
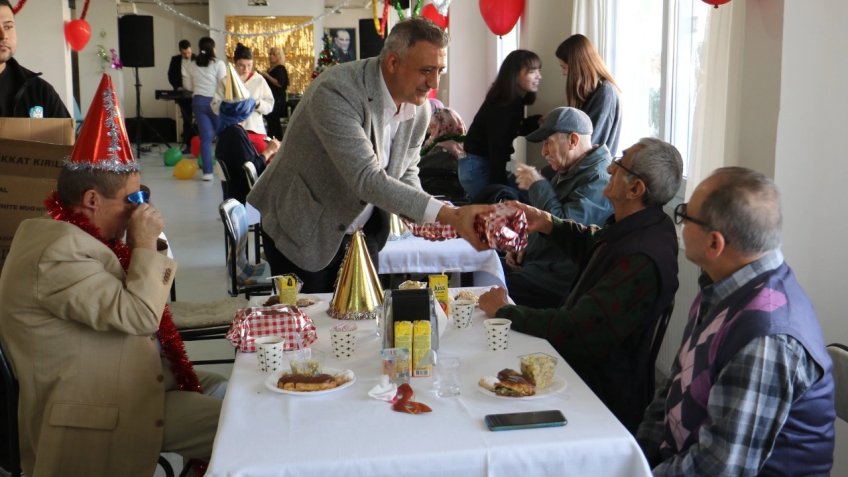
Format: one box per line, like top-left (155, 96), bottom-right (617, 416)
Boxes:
top-left (480, 137), bottom-right (682, 433)
top-left (0, 74), bottom-right (222, 476)
top-left (504, 106), bottom-right (613, 308)
top-left (637, 167), bottom-right (834, 475)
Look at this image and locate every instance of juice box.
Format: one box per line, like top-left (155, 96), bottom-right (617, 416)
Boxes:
top-left (428, 274), bottom-right (449, 310)
top-left (394, 321), bottom-right (413, 374)
top-left (412, 320), bottom-right (432, 377)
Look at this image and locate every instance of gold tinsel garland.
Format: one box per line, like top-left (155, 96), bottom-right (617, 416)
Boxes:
top-left (225, 17), bottom-right (313, 95)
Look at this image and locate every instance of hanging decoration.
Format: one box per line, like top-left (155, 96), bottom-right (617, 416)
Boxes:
top-left (381, 1), bottom-right (390, 38)
top-left (11, 0), bottom-right (26, 14)
top-left (95, 30), bottom-right (122, 73)
top-left (702, 0), bottom-right (731, 8)
top-left (149, 0), bottom-right (350, 38)
top-left (412, 0), bottom-right (424, 17)
top-left (372, 0), bottom-right (381, 36)
top-left (421, 3), bottom-right (449, 30)
top-left (431, 0), bottom-right (453, 16)
top-left (64, 0), bottom-right (92, 52)
top-left (394, 0), bottom-right (406, 21)
top-left (479, 0), bottom-right (525, 37)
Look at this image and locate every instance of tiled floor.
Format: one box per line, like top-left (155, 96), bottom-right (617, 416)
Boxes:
top-left (138, 144), bottom-right (236, 378)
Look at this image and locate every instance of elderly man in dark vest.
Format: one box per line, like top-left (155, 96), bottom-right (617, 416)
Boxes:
top-left (480, 138), bottom-right (682, 433)
top-left (637, 167), bottom-right (835, 475)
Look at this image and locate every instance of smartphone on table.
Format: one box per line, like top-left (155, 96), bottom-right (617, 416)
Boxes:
top-left (484, 410), bottom-right (567, 431)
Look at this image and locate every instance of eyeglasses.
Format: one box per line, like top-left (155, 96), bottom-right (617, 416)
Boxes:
top-left (673, 202), bottom-right (712, 228)
top-left (611, 157), bottom-right (648, 189)
top-left (126, 185), bottom-right (151, 205)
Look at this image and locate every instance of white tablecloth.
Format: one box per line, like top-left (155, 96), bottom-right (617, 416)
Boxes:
top-left (378, 236), bottom-right (506, 288)
top-left (206, 289), bottom-right (651, 477)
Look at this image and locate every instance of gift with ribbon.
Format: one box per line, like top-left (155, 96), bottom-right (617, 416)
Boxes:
top-left (227, 305), bottom-right (318, 352)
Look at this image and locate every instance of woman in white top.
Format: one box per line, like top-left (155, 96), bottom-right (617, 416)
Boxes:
top-left (185, 36), bottom-right (226, 180)
top-left (213, 43), bottom-right (274, 153)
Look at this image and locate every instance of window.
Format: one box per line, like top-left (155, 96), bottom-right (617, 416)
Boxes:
top-left (608, 0), bottom-right (708, 177)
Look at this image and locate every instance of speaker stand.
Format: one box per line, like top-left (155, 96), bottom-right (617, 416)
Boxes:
top-left (131, 67), bottom-right (172, 157)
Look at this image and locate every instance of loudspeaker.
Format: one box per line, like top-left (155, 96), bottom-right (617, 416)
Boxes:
top-left (359, 18), bottom-right (385, 60)
top-left (118, 15), bottom-right (154, 68)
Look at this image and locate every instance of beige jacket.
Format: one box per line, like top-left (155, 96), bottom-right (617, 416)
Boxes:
top-left (0, 218), bottom-right (176, 476)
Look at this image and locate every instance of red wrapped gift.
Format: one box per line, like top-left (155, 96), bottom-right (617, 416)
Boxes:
top-left (226, 305), bottom-right (318, 352)
top-left (473, 203), bottom-right (528, 253)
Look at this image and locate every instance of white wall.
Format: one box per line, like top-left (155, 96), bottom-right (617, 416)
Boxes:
top-left (12, 0), bottom-right (72, 114)
top-left (777, 1), bottom-right (848, 472)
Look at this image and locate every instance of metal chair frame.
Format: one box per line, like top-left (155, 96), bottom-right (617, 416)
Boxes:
top-left (219, 199), bottom-right (274, 299)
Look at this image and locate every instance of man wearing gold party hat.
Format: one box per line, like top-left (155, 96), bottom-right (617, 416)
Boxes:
top-left (0, 74), bottom-right (222, 476)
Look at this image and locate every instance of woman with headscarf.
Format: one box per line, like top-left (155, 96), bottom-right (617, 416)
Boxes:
top-left (215, 66), bottom-right (280, 204)
top-left (555, 34), bottom-right (621, 155)
top-left (419, 107), bottom-right (467, 201)
top-left (186, 36), bottom-right (227, 181)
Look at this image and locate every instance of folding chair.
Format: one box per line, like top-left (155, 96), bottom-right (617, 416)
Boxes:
top-left (219, 199), bottom-right (274, 298)
top-left (827, 343), bottom-right (848, 422)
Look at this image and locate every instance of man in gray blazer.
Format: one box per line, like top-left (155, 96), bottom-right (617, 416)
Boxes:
top-left (249, 18), bottom-right (489, 292)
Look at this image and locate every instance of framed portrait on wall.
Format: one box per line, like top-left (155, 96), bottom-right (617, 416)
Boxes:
top-left (327, 28), bottom-right (356, 63)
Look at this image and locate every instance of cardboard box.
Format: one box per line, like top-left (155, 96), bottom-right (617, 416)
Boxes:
top-left (0, 118), bottom-right (74, 271)
top-left (0, 117), bottom-right (75, 146)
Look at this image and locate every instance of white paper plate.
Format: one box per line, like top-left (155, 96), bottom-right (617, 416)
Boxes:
top-left (477, 376), bottom-right (567, 400)
top-left (265, 368), bottom-right (356, 396)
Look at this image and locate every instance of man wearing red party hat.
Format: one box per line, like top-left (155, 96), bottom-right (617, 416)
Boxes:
top-left (0, 73), bottom-right (221, 476)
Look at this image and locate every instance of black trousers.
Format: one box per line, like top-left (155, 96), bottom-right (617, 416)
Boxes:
top-left (262, 212), bottom-right (382, 293)
top-left (176, 98), bottom-right (194, 148)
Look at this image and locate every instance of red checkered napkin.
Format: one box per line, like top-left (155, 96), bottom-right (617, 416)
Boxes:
top-left (473, 203), bottom-right (528, 253)
top-left (402, 219), bottom-right (459, 241)
top-left (227, 305), bottom-right (318, 352)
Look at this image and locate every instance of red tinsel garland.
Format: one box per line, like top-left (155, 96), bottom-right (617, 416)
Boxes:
top-left (44, 191), bottom-right (202, 393)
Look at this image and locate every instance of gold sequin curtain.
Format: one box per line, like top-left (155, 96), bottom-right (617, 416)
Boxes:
top-left (224, 16), bottom-right (313, 94)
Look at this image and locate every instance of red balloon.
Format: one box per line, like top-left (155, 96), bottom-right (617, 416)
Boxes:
top-left (191, 136), bottom-right (201, 158)
top-left (64, 19), bottom-right (91, 52)
top-left (421, 4), bottom-right (449, 30)
top-left (702, 0), bottom-right (731, 7)
top-left (479, 0), bottom-right (525, 36)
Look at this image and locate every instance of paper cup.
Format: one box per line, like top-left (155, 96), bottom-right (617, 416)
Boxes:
top-left (255, 336), bottom-right (285, 372)
top-left (484, 318), bottom-right (512, 351)
top-left (450, 299), bottom-right (475, 330)
top-left (330, 324), bottom-right (358, 360)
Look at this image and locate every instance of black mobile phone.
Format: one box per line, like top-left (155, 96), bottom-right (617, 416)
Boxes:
top-left (484, 410), bottom-right (567, 431)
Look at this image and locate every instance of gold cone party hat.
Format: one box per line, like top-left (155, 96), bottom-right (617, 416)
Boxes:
top-left (223, 62), bottom-right (250, 102)
top-left (329, 230), bottom-right (384, 320)
top-left (387, 213), bottom-right (411, 241)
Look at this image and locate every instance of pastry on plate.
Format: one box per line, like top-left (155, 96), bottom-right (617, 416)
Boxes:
top-left (494, 368), bottom-right (536, 397)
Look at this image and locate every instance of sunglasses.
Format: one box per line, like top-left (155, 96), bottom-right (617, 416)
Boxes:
top-left (126, 185), bottom-right (151, 205)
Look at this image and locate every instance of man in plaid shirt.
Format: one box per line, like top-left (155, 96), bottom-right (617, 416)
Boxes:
top-left (637, 167), bottom-right (835, 475)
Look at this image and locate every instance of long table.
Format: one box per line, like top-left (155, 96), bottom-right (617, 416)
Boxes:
top-left (206, 289), bottom-right (651, 477)
top-left (378, 236), bottom-right (507, 288)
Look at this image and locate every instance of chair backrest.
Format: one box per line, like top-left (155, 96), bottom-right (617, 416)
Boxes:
top-left (827, 343), bottom-right (848, 422)
top-left (243, 162), bottom-right (259, 190)
top-left (0, 340), bottom-right (22, 477)
top-left (649, 301), bottom-right (675, 373)
top-left (216, 160), bottom-right (232, 201)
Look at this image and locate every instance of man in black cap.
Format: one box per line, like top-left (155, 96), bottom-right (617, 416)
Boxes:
top-left (0, 0), bottom-right (69, 118)
top-left (480, 137), bottom-right (682, 433)
top-left (167, 39), bottom-right (195, 152)
top-left (504, 107), bottom-right (613, 308)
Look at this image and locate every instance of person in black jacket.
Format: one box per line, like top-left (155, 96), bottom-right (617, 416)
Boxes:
top-left (259, 46), bottom-right (289, 140)
top-left (459, 50), bottom-right (542, 202)
top-left (0, 0), bottom-right (69, 118)
top-left (167, 39), bottom-right (196, 152)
